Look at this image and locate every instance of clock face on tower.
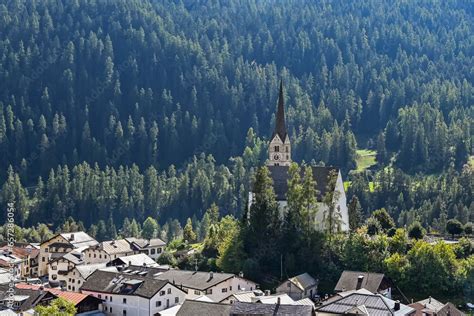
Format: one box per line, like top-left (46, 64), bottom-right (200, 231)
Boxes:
top-left (273, 154), bottom-right (280, 160)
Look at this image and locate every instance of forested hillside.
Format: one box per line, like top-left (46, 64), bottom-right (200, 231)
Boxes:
top-left (0, 0), bottom-right (472, 231)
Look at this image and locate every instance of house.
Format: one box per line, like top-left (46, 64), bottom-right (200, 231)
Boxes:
top-left (125, 237), bottom-right (166, 260)
top-left (109, 253), bottom-right (161, 267)
top-left (276, 273), bottom-right (318, 300)
top-left (176, 300), bottom-right (232, 316)
top-left (0, 268), bottom-right (11, 285)
top-left (231, 301), bottom-right (314, 316)
top-left (0, 252), bottom-right (24, 281)
top-left (220, 290), bottom-right (265, 304)
top-left (81, 269), bottom-right (187, 316)
top-left (83, 239), bottom-right (135, 264)
top-left (48, 251), bottom-right (84, 290)
top-left (248, 82), bottom-right (349, 232)
top-left (15, 283), bottom-right (103, 314)
top-left (38, 231), bottom-right (98, 276)
top-left (155, 270), bottom-right (258, 302)
top-left (0, 245), bottom-right (39, 278)
top-left (409, 297), bottom-right (465, 316)
top-left (316, 291), bottom-right (415, 316)
top-left (334, 271), bottom-right (394, 298)
top-left (0, 284), bottom-right (57, 313)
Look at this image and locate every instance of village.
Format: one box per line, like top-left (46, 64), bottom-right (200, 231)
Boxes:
top-left (0, 231), bottom-right (467, 316)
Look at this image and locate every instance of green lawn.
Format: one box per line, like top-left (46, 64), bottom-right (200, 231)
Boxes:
top-left (356, 149), bottom-right (377, 172)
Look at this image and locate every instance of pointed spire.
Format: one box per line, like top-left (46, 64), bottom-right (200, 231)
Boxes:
top-left (273, 80), bottom-right (287, 141)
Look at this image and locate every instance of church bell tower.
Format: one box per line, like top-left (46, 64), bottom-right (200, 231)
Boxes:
top-left (268, 81), bottom-right (291, 166)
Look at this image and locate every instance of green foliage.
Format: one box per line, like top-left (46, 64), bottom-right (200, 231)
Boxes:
top-left (464, 222), bottom-right (473, 236)
top-left (348, 196), bottom-right (363, 232)
top-left (372, 208), bottom-right (395, 232)
top-left (35, 298), bottom-right (76, 316)
top-left (366, 217), bottom-right (382, 236)
top-left (408, 221), bottom-right (425, 240)
top-left (183, 218), bottom-right (197, 243)
top-left (446, 219), bottom-right (464, 238)
top-left (142, 217), bottom-right (159, 240)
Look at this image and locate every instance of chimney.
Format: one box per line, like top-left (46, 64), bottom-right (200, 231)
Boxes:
top-left (356, 275), bottom-right (364, 290)
top-left (209, 271), bottom-right (214, 280)
top-left (429, 296), bottom-right (432, 304)
top-left (39, 286), bottom-right (44, 295)
top-left (394, 301), bottom-right (400, 311)
top-left (277, 297), bottom-right (281, 305)
top-left (69, 234), bottom-right (75, 241)
top-left (239, 271), bottom-right (244, 278)
top-left (265, 290), bottom-right (271, 296)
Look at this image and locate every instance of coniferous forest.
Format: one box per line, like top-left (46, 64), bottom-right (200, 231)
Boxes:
top-left (0, 0), bottom-right (473, 301)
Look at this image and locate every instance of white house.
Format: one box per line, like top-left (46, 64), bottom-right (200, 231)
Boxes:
top-left (48, 252), bottom-right (85, 290)
top-left (83, 239), bottom-right (135, 264)
top-left (81, 269), bottom-right (187, 316)
top-left (125, 238), bottom-right (166, 260)
top-left (154, 270), bottom-right (259, 302)
top-left (38, 232), bottom-right (98, 276)
top-left (276, 273), bottom-right (318, 301)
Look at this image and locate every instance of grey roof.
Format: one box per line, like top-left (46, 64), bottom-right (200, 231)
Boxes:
top-left (436, 302), bottom-right (465, 316)
top-left (125, 237), bottom-right (166, 249)
top-left (94, 239), bottom-right (133, 255)
top-left (286, 273), bottom-right (317, 291)
top-left (114, 253), bottom-right (158, 267)
top-left (221, 290), bottom-right (264, 303)
top-left (267, 165), bottom-right (339, 201)
top-left (80, 270), bottom-right (178, 299)
top-left (155, 270), bottom-right (239, 291)
top-left (0, 286), bottom-right (56, 311)
top-left (177, 300), bottom-right (231, 316)
top-left (75, 263), bottom-right (117, 279)
top-left (231, 301), bottom-right (314, 316)
top-left (414, 297), bottom-right (445, 312)
top-left (50, 252), bottom-right (83, 265)
top-left (317, 292), bottom-right (414, 316)
top-left (42, 231), bottom-right (98, 248)
top-left (334, 271), bottom-right (386, 293)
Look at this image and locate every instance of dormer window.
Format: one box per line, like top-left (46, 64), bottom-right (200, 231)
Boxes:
top-left (275, 146), bottom-right (279, 152)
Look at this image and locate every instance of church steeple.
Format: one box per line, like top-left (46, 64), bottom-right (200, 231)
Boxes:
top-left (273, 80), bottom-right (287, 141)
top-left (268, 81), bottom-right (291, 166)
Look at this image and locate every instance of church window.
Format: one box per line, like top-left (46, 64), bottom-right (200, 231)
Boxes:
top-left (286, 146), bottom-right (289, 153)
top-left (274, 146), bottom-right (279, 152)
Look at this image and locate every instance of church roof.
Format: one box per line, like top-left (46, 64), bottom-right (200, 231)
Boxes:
top-left (272, 81), bottom-right (288, 141)
top-left (267, 165), bottom-right (339, 201)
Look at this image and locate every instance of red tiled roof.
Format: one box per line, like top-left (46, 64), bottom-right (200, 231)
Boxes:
top-left (15, 283), bottom-right (89, 305)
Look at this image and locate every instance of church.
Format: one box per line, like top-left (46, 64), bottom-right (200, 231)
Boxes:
top-left (248, 82), bottom-right (349, 232)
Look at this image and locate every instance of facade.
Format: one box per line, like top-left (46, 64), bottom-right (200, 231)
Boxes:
top-left (81, 269), bottom-right (187, 316)
top-left (0, 244), bottom-right (39, 278)
top-left (155, 270), bottom-right (258, 302)
top-left (276, 273), bottom-right (318, 300)
top-left (38, 232), bottom-right (98, 276)
top-left (248, 82), bottom-right (349, 232)
top-left (48, 252), bottom-right (84, 290)
top-left (125, 237), bottom-right (166, 260)
top-left (83, 239), bottom-right (135, 264)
